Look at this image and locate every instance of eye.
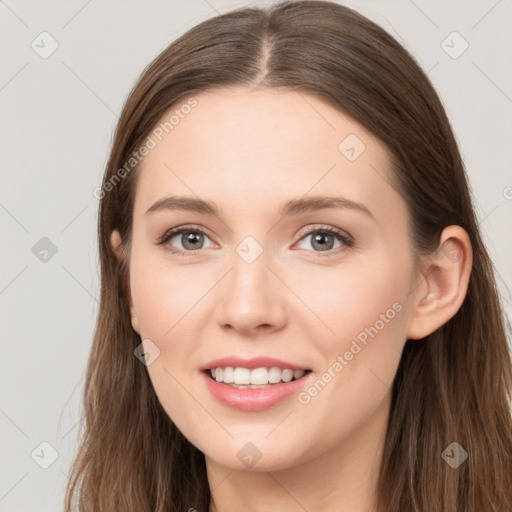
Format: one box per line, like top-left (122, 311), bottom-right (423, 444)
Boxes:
top-left (294, 225), bottom-right (354, 255)
top-left (158, 223), bottom-right (354, 257)
top-left (158, 225), bottom-right (214, 255)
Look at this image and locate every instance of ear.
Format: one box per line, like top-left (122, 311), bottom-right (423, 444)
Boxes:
top-left (110, 229), bottom-right (140, 335)
top-left (406, 225), bottom-right (473, 340)
top-left (110, 229), bottom-right (123, 261)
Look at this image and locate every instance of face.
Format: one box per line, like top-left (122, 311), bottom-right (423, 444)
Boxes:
top-left (122, 88), bottom-right (419, 471)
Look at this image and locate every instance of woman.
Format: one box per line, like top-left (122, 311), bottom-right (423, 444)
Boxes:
top-left (65, 1), bottom-right (512, 511)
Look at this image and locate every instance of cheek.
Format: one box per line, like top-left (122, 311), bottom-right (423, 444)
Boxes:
top-left (129, 250), bottom-right (206, 438)
top-left (286, 265), bottom-right (408, 455)
top-left (129, 247), bottom-right (207, 340)
top-left (128, 248), bottom-right (206, 418)
top-left (290, 252), bottom-right (411, 351)
top-left (288, 252), bottom-right (411, 418)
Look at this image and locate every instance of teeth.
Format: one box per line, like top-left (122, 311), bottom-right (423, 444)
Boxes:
top-left (223, 366), bottom-right (234, 383)
top-left (268, 367), bottom-right (282, 383)
top-left (234, 367), bottom-right (251, 385)
top-left (209, 366), bottom-right (306, 385)
top-left (251, 367), bottom-right (268, 385)
top-left (282, 369), bottom-right (294, 382)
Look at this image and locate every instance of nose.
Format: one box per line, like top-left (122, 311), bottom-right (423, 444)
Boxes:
top-left (217, 245), bottom-right (288, 336)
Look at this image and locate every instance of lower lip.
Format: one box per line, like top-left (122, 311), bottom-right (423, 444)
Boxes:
top-left (201, 371), bottom-right (313, 411)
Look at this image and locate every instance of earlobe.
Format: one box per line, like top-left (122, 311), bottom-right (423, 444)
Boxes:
top-left (406, 226), bottom-right (473, 340)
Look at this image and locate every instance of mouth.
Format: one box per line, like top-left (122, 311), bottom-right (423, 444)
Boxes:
top-left (204, 366), bottom-right (312, 388)
top-left (198, 356), bottom-right (314, 411)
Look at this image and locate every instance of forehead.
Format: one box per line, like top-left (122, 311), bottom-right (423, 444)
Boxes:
top-left (134, 88), bottom-right (401, 222)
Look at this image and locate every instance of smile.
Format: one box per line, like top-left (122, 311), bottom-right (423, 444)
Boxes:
top-left (209, 366), bottom-right (308, 386)
top-left (201, 367), bottom-right (313, 411)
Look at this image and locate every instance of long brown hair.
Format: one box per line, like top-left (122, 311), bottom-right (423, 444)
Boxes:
top-left (64, 1), bottom-right (512, 510)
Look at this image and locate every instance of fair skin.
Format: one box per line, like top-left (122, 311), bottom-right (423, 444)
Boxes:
top-left (111, 87), bottom-right (472, 512)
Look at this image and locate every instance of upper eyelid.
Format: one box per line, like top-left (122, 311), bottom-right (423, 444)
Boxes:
top-left (162, 223), bottom-right (349, 239)
top-left (295, 223), bottom-right (351, 240)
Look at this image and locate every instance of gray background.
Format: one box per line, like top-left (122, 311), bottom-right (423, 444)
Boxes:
top-left (1, 1), bottom-right (511, 510)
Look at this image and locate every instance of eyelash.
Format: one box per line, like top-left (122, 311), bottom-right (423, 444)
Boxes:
top-left (157, 223), bottom-right (355, 257)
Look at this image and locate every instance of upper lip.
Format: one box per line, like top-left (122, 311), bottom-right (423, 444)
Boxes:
top-left (200, 356), bottom-right (310, 371)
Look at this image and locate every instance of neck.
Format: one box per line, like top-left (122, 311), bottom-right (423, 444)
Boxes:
top-left (207, 391), bottom-right (391, 512)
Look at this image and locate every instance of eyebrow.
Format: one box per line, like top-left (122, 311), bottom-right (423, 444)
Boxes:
top-left (145, 195), bottom-right (375, 220)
